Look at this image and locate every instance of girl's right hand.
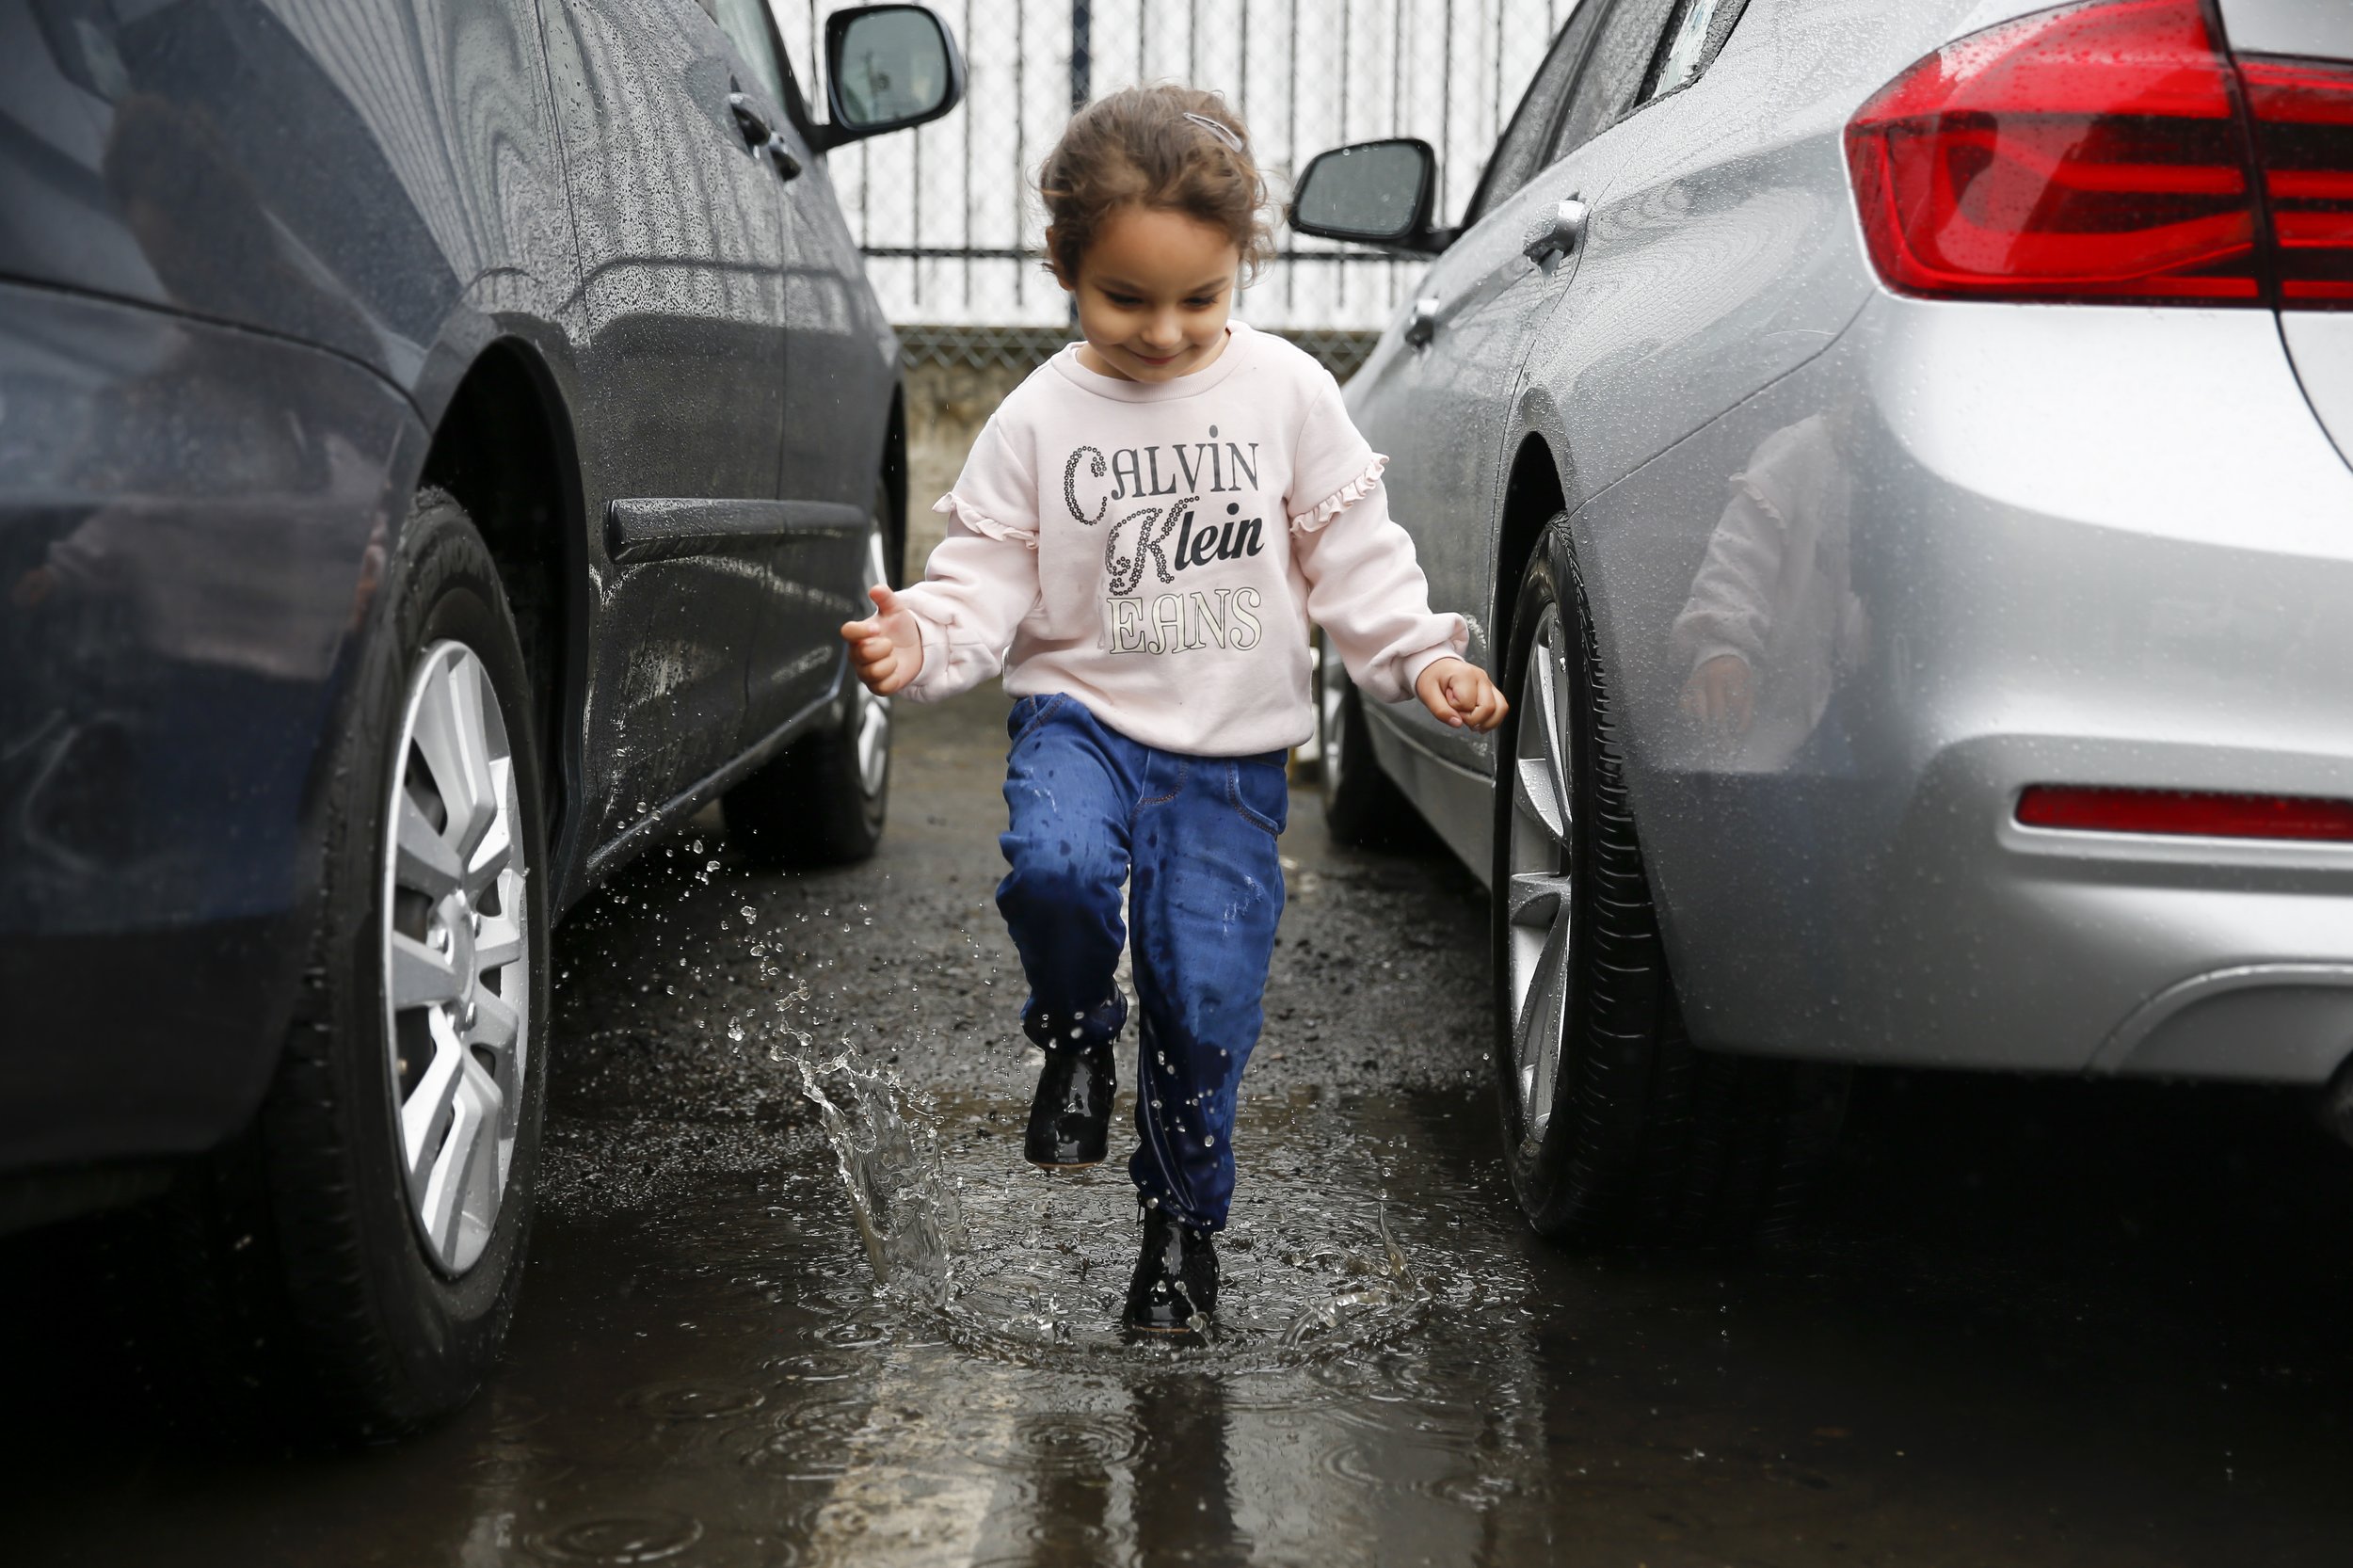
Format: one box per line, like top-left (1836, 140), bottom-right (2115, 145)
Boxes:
top-left (1679, 651), bottom-right (1754, 738)
top-left (840, 584), bottom-right (925, 695)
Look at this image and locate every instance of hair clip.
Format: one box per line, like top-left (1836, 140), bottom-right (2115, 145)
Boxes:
top-left (1183, 111), bottom-right (1245, 152)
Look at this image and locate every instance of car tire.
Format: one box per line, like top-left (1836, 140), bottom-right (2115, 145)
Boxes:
top-left (726, 488), bottom-right (893, 868)
top-left (1314, 632), bottom-right (1416, 846)
top-left (1493, 529), bottom-right (1847, 1246)
top-left (171, 488), bottom-right (551, 1441)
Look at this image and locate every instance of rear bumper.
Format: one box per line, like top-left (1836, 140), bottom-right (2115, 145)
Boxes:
top-left (0, 280), bottom-right (418, 1172)
top-left (1592, 294), bottom-right (2353, 1084)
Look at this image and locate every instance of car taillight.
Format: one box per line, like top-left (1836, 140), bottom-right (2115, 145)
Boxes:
top-left (1846, 0), bottom-right (2353, 310)
top-left (1846, 0), bottom-right (2256, 304)
top-left (2016, 785), bottom-right (2353, 840)
top-left (2239, 54), bottom-right (2353, 307)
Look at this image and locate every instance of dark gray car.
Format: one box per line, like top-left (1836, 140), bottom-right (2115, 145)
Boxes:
top-left (0, 0), bottom-right (959, 1436)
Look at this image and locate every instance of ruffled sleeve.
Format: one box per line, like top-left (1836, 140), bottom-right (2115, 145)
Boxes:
top-left (930, 416), bottom-right (1039, 548)
top-left (1290, 454), bottom-right (1389, 534)
top-left (933, 490), bottom-right (1034, 548)
top-left (1286, 370), bottom-right (1386, 533)
top-left (895, 410), bottom-right (1044, 702)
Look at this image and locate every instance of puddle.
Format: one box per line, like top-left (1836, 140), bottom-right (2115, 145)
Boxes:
top-left (772, 1028), bottom-right (1487, 1382)
top-left (14, 695), bottom-right (2353, 1566)
top-left (22, 1066), bottom-right (2353, 1567)
top-left (743, 1072), bottom-right (1551, 1567)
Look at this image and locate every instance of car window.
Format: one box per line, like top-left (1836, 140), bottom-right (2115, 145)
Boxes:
top-left (1649, 0), bottom-right (1752, 100)
top-left (1462, 0), bottom-right (1612, 227)
top-left (1546, 0), bottom-right (1681, 161)
top-left (712, 0), bottom-right (789, 110)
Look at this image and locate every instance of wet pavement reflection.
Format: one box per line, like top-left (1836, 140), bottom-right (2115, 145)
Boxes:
top-left (8, 691), bottom-right (2353, 1566)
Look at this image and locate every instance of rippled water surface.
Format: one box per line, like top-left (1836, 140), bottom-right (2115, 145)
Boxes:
top-left (9, 693), bottom-right (2353, 1567)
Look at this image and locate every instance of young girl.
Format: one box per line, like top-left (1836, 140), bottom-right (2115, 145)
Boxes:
top-left (840, 86), bottom-right (1507, 1334)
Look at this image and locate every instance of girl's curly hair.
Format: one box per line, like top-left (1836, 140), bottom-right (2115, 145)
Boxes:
top-left (1039, 86), bottom-right (1273, 285)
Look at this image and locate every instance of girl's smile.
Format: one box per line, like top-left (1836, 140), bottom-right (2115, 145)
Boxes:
top-left (1063, 205), bottom-right (1241, 384)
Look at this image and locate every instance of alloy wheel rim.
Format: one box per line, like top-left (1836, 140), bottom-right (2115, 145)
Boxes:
top-left (381, 639), bottom-right (530, 1275)
top-left (854, 525), bottom-right (892, 801)
top-left (1504, 605), bottom-right (1574, 1152)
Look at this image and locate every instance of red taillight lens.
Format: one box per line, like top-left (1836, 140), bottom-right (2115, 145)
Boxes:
top-left (1845, 0), bottom-right (2258, 304)
top-left (2016, 785), bottom-right (2353, 840)
top-left (2240, 54), bottom-right (2353, 308)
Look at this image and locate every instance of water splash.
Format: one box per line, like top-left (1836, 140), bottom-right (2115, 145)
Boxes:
top-left (1277, 1204), bottom-right (1426, 1350)
top-left (792, 1052), bottom-right (972, 1295)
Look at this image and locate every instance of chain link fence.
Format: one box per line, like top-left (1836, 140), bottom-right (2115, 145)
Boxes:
top-left (889, 321), bottom-right (1385, 376)
top-left (774, 0), bottom-right (1568, 376)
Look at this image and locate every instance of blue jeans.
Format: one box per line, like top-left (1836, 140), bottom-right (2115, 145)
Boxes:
top-left (997, 694), bottom-right (1289, 1231)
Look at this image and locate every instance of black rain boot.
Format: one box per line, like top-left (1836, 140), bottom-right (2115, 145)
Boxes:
top-left (1024, 1044), bottom-right (1115, 1170)
top-left (1124, 1200), bottom-right (1219, 1334)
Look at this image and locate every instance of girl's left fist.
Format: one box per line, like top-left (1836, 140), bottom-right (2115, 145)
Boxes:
top-left (1415, 656), bottom-right (1509, 732)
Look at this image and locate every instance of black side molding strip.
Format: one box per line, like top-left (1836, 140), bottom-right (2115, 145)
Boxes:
top-left (604, 497), bottom-right (868, 564)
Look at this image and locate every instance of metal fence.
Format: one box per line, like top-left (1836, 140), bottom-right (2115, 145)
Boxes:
top-left (770, 0), bottom-right (1567, 372)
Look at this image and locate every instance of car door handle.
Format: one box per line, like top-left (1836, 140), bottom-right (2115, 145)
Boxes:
top-left (1404, 295), bottom-right (1440, 348)
top-left (764, 137), bottom-right (803, 182)
top-left (728, 91), bottom-right (773, 151)
top-left (1522, 198), bottom-right (1590, 266)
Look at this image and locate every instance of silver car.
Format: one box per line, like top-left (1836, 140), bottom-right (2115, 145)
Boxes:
top-left (1290, 0), bottom-right (2353, 1241)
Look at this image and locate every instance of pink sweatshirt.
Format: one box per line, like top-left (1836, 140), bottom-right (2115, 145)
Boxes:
top-left (897, 321), bottom-right (1468, 756)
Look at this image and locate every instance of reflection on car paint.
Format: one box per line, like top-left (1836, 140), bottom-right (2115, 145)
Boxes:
top-left (1671, 409), bottom-right (1867, 776)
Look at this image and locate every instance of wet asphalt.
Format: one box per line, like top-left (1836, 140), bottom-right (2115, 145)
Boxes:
top-left (10, 688), bottom-right (2353, 1566)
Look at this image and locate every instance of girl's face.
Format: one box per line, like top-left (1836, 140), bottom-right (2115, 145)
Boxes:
top-left (1063, 205), bottom-right (1241, 383)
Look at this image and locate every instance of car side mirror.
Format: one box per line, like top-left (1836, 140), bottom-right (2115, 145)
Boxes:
top-left (1289, 139), bottom-right (1451, 254)
top-left (815, 4), bottom-right (966, 151)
